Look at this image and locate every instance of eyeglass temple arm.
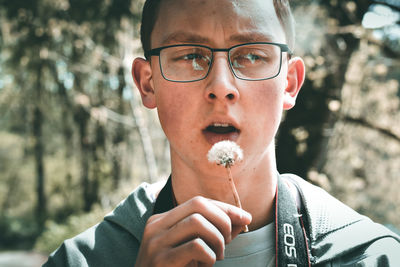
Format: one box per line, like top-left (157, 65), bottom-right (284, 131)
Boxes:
top-left (279, 44), bottom-right (293, 58)
top-left (144, 47), bottom-right (163, 60)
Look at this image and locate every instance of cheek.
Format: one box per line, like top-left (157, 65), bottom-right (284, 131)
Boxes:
top-left (155, 84), bottom-right (197, 138)
top-left (246, 82), bottom-right (285, 133)
top-left (249, 82), bottom-right (284, 114)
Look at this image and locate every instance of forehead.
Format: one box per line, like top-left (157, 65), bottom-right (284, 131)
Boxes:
top-left (151, 0), bottom-right (285, 47)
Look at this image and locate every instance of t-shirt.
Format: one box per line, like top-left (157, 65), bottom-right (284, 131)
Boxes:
top-left (214, 223), bottom-right (275, 267)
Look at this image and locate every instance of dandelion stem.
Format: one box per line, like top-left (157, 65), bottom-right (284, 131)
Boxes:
top-left (226, 166), bottom-right (249, 232)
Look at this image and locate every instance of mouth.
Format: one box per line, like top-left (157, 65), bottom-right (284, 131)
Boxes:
top-left (205, 123), bottom-right (239, 134)
top-left (202, 122), bottom-right (240, 144)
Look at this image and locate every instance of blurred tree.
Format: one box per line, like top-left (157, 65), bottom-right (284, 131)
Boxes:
top-left (0, 0), bottom-right (147, 246)
top-left (277, 0), bottom-right (399, 177)
top-left (0, 0), bottom-right (55, 229)
top-left (277, 0), bottom-right (400, 228)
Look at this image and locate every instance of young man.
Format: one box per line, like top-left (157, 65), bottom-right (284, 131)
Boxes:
top-left (44, 0), bottom-right (400, 266)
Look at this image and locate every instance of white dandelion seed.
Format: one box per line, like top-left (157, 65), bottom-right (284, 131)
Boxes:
top-left (207, 140), bottom-right (243, 167)
top-left (207, 140), bottom-right (248, 232)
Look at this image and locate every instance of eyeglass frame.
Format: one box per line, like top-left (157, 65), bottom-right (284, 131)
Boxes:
top-left (145, 42), bottom-right (293, 83)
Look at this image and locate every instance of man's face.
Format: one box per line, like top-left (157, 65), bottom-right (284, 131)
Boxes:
top-left (144, 0), bottom-right (296, 176)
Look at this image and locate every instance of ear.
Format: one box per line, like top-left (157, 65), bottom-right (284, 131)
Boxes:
top-left (132, 58), bottom-right (157, 109)
top-left (283, 57), bottom-right (305, 110)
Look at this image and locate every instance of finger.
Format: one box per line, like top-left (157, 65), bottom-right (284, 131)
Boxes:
top-left (209, 199), bottom-right (252, 226)
top-left (231, 224), bottom-right (246, 240)
top-left (168, 238), bottom-right (216, 267)
top-left (147, 196), bottom-right (252, 244)
top-left (211, 200), bottom-right (252, 240)
top-left (162, 213), bottom-right (225, 260)
top-left (209, 199), bottom-right (252, 239)
top-left (185, 260), bottom-right (197, 267)
top-left (154, 196), bottom-right (235, 243)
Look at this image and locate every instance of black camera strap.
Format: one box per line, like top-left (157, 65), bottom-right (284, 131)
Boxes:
top-left (153, 176), bottom-right (311, 266)
top-left (276, 177), bottom-right (311, 267)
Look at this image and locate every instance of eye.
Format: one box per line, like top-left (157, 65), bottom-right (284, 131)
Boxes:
top-left (231, 46), bottom-right (274, 69)
top-left (243, 53), bottom-right (262, 62)
top-left (171, 48), bottom-right (210, 63)
top-left (232, 52), bottom-right (267, 67)
top-left (183, 53), bottom-right (204, 60)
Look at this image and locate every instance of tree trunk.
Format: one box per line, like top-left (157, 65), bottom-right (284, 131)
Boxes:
top-left (76, 104), bottom-right (91, 211)
top-left (130, 97), bottom-right (158, 183)
top-left (73, 76), bottom-right (92, 212)
top-left (33, 65), bottom-right (46, 228)
top-left (112, 66), bottom-right (126, 187)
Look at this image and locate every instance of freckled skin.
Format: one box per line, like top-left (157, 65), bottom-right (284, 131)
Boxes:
top-left (151, 0), bottom-right (286, 179)
top-left (134, 0), bottom-right (304, 229)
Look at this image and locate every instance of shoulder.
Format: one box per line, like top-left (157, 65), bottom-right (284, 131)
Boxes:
top-left (43, 181), bottom-right (161, 267)
top-left (280, 173), bottom-right (366, 241)
top-left (43, 222), bottom-right (138, 267)
top-left (280, 173), bottom-right (400, 266)
top-left (320, 237), bottom-right (400, 267)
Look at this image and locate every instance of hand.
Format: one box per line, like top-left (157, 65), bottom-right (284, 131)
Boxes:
top-left (134, 196), bottom-right (252, 267)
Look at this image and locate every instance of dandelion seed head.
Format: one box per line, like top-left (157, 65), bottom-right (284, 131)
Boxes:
top-left (207, 140), bottom-right (243, 168)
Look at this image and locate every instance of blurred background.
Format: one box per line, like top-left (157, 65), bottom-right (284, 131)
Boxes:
top-left (0, 0), bottom-right (399, 265)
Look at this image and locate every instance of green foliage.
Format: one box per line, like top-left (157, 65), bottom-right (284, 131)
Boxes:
top-left (0, 0), bottom-right (164, 251)
top-left (0, 132), bottom-right (34, 213)
top-left (278, 0), bottom-right (400, 230)
top-left (0, 214), bottom-right (40, 250)
top-left (34, 205), bottom-right (107, 254)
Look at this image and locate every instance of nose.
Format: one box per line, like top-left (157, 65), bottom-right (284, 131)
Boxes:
top-left (204, 53), bottom-right (239, 103)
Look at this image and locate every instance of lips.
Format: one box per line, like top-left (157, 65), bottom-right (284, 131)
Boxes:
top-left (206, 123), bottom-right (238, 134)
top-left (202, 122), bottom-right (240, 145)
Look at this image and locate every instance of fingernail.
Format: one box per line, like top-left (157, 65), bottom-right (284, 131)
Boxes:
top-left (242, 210), bottom-right (252, 221)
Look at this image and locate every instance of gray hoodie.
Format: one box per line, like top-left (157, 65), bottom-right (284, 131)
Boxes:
top-left (43, 174), bottom-right (400, 266)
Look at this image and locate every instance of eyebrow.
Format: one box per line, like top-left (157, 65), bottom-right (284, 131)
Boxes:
top-left (160, 31), bottom-right (277, 47)
top-left (228, 32), bottom-right (276, 43)
top-left (160, 32), bottom-right (212, 46)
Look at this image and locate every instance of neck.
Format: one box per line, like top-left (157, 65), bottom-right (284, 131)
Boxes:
top-left (170, 144), bottom-right (278, 231)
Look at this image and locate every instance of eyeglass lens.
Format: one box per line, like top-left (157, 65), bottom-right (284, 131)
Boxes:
top-left (159, 44), bottom-right (282, 82)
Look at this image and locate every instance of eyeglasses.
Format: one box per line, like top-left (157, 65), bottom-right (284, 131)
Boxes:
top-left (145, 42), bottom-right (293, 83)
